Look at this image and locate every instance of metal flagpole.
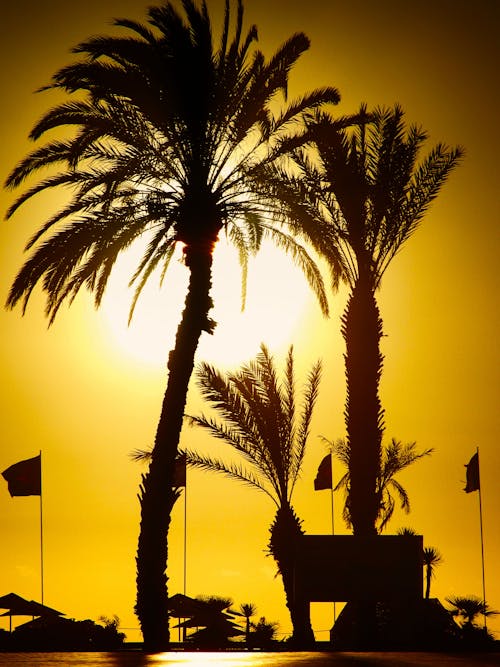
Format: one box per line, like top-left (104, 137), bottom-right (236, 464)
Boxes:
top-left (39, 450), bottom-right (44, 605)
top-left (476, 447), bottom-right (487, 632)
top-left (182, 477), bottom-right (187, 643)
top-left (330, 452), bottom-right (336, 625)
top-left (183, 482), bottom-right (187, 597)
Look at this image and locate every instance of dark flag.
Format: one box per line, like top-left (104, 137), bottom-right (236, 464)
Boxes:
top-left (2, 454), bottom-right (41, 497)
top-left (173, 453), bottom-right (186, 488)
top-left (314, 454), bottom-right (332, 491)
top-left (464, 451), bottom-right (480, 493)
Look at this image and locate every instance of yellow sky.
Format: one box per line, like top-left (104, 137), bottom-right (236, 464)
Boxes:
top-left (0, 0), bottom-right (498, 643)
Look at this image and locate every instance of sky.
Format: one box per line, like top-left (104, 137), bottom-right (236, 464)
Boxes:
top-left (0, 0), bottom-right (499, 643)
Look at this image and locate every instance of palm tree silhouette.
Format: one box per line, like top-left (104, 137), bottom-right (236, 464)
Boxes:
top-left (266, 106), bottom-right (463, 536)
top-left (183, 343), bottom-right (321, 646)
top-left (423, 546), bottom-right (443, 600)
top-left (446, 595), bottom-right (498, 637)
top-left (398, 528), bottom-right (443, 601)
top-left (4, 1), bottom-right (339, 650)
top-left (325, 437), bottom-right (432, 533)
top-left (236, 602), bottom-right (256, 644)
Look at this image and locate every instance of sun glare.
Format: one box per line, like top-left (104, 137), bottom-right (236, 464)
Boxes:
top-left (100, 236), bottom-right (313, 369)
top-left (149, 652), bottom-right (285, 665)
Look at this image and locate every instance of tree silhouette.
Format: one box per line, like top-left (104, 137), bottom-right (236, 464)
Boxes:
top-left (236, 603), bottom-right (256, 644)
top-left (325, 437), bottom-right (432, 532)
top-left (398, 528), bottom-right (443, 601)
top-left (446, 595), bottom-right (498, 643)
top-left (266, 105), bottom-right (463, 536)
top-left (183, 343), bottom-right (321, 646)
top-left (4, 0), bottom-right (339, 650)
top-left (174, 595), bottom-right (241, 648)
top-left (250, 616), bottom-right (279, 647)
top-left (423, 546), bottom-right (443, 600)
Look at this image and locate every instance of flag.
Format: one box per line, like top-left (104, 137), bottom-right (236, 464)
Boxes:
top-left (464, 451), bottom-right (480, 493)
top-left (2, 454), bottom-right (41, 497)
top-left (314, 454), bottom-right (332, 491)
top-left (173, 453), bottom-right (186, 488)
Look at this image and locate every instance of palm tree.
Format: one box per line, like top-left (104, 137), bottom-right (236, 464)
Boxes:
top-left (182, 343), bottom-right (321, 646)
top-left (266, 105), bottom-right (463, 536)
top-left (250, 616), bottom-right (279, 647)
top-left (423, 546), bottom-right (443, 600)
top-left (324, 437), bottom-right (432, 532)
top-left (446, 595), bottom-right (498, 635)
top-left (4, 1), bottom-right (340, 650)
top-left (236, 603), bottom-right (256, 644)
top-left (398, 528), bottom-right (443, 600)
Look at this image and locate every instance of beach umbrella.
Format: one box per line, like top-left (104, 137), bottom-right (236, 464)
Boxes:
top-left (0, 592), bottom-right (63, 631)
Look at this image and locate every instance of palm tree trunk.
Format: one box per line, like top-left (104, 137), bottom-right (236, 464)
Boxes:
top-left (341, 276), bottom-right (384, 648)
top-left (425, 567), bottom-right (431, 600)
top-left (135, 240), bottom-right (216, 652)
top-left (269, 504), bottom-right (315, 647)
top-left (342, 277), bottom-right (384, 537)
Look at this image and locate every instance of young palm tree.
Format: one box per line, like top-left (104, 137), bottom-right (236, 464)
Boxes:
top-left (446, 595), bottom-right (498, 631)
top-left (266, 106), bottom-right (463, 536)
top-left (398, 528), bottom-right (443, 600)
top-left (236, 602), bottom-right (256, 644)
top-left (423, 546), bottom-right (443, 600)
top-left (4, 1), bottom-right (340, 650)
top-left (324, 436), bottom-right (432, 532)
top-left (182, 343), bottom-right (321, 646)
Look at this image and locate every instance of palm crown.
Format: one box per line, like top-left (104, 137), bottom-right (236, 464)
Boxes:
top-left (184, 343), bottom-right (322, 507)
top-left (325, 436), bottom-right (433, 532)
top-left (5, 0), bottom-right (339, 322)
top-left (271, 104), bottom-right (464, 291)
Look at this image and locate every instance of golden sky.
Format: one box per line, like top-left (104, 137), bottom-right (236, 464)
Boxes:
top-left (0, 0), bottom-right (498, 642)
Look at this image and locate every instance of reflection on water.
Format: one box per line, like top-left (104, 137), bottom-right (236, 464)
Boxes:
top-left (145, 652), bottom-right (321, 666)
top-left (0, 652), bottom-right (340, 667)
top-left (1, 652), bottom-right (499, 667)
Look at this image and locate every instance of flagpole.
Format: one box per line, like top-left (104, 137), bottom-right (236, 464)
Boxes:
top-left (183, 482), bottom-right (187, 597)
top-left (182, 475), bottom-right (187, 643)
top-left (39, 450), bottom-right (44, 605)
top-left (330, 452), bottom-right (336, 625)
top-left (476, 447), bottom-right (487, 632)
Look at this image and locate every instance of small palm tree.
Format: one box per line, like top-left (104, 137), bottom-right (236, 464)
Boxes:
top-left (4, 0), bottom-right (339, 650)
top-left (184, 343), bottom-right (321, 646)
top-left (324, 437), bottom-right (432, 532)
top-left (398, 528), bottom-right (444, 600)
top-left (237, 603), bottom-right (256, 644)
top-left (423, 546), bottom-right (443, 600)
top-left (446, 595), bottom-right (498, 633)
top-left (250, 616), bottom-right (279, 647)
top-left (266, 106), bottom-right (463, 536)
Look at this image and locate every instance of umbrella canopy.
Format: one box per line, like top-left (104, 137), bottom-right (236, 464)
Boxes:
top-left (0, 593), bottom-right (63, 617)
top-left (168, 593), bottom-right (205, 619)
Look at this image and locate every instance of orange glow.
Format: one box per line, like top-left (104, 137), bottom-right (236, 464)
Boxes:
top-left (0, 0), bottom-right (498, 647)
top-left (100, 237), bottom-right (311, 369)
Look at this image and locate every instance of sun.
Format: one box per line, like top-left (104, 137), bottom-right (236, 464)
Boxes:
top-left (99, 236), bottom-right (314, 369)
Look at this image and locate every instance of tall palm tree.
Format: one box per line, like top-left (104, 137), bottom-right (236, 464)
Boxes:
top-left (423, 546), bottom-right (443, 600)
top-left (3, 1), bottom-right (340, 650)
top-left (183, 343), bottom-right (321, 646)
top-left (324, 437), bottom-right (432, 532)
top-left (266, 105), bottom-right (463, 536)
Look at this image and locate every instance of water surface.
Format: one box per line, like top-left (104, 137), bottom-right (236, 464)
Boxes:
top-left (1, 652), bottom-right (500, 667)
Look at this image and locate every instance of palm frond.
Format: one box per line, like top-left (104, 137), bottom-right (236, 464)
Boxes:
top-left (180, 447), bottom-right (275, 502)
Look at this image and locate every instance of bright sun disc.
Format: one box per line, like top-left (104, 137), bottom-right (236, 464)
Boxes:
top-left (100, 236), bottom-right (313, 369)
